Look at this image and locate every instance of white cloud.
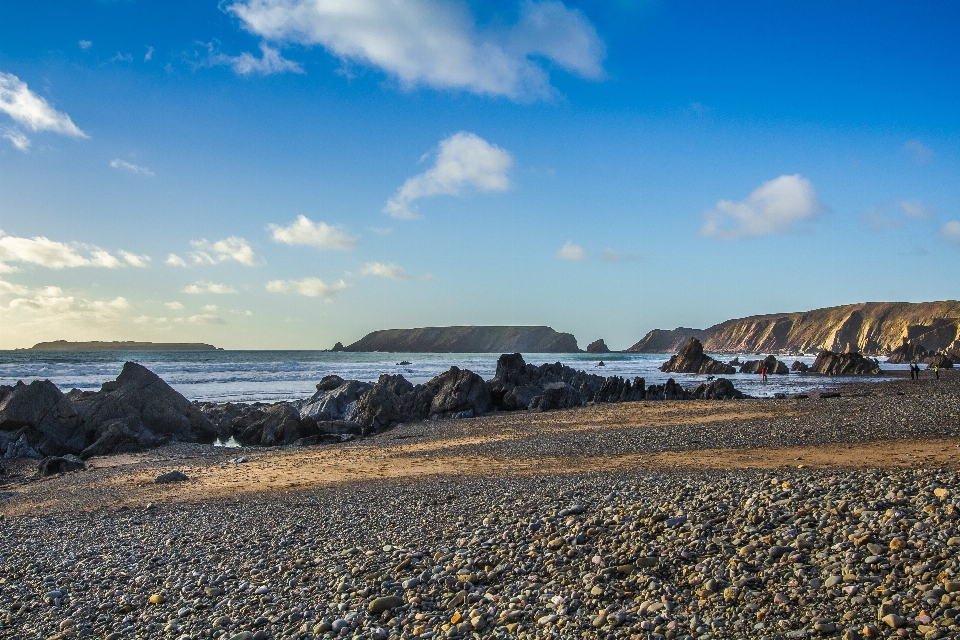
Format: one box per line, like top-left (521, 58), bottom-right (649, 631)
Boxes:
top-left (556, 241), bottom-right (586, 262)
top-left (266, 277), bottom-right (350, 298)
top-left (190, 237), bottom-right (260, 266)
top-left (359, 262), bottom-right (411, 280)
top-left (600, 248), bottom-right (639, 263)
top-left (207, 42), bottom-right (304, 76)
top-left (268, 215), bottom-right (357, 250)
top-left (0, 279), bottom-right (30, 296)
top-left (227, 0), bottom-right (604, 100)
top-left (0, 72), bottom-right (86, 138)
top-left (79, 40), bottom-right (93, 50)
top-left (8, 289), bottom-right (129, 320)
top-left (385, 132), bottom-right (512, 219)
top-left (700, 174), bottom-right (826, 240)
top-left (942, 221), bottom-right (960, 247)
top-left (202, 304), bottom-right (218, 312)
top-left (2, 128), bottom-right (30, 151)
top-left (133, 315), bottom-right (169, 324)
top-left (164, 301), bottom-right (184, 310)
top-left (145, 46), bottom-right (154, 62)
top-left (862, 199), bottom-right (933, 233)
top-left (118, 251), bottom-right (150, 267)
top-left (896, 199), bottom-right (932, 219)
top-left (182, 281), bottom-right (238, 295)
top-left (165, 253), bottom-right (188, 267)
top-left (187, 313), bottom-right (227, 325)
top-left (0, 231), bottom-right (140, 271)
top-left (110, 158), bottom-right (155, 176)
top-left (903, 139), bottom-right (933, 164)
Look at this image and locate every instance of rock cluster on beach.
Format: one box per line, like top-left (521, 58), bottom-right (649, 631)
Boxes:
top-left (811, 351), bottom-right (882, 376)
top-left (739, 356), bottom-right (789, 376)
top-left (659, 339), bottom-right (736, 375)
top-left (6, 466), bottom-right (960, 640)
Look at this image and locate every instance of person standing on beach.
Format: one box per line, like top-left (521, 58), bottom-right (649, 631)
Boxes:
top-left (910, 364), bottom-right (915, 380)
top-left (935, 365), bottom-right (940, 380)
top-left (761, 365), bottom-right (768, 384)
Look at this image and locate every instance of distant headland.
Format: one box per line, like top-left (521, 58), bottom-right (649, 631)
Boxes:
top-left (338, 326), bottom-right (580, 353)
top-left (22, 340), bottom-right (223, 352)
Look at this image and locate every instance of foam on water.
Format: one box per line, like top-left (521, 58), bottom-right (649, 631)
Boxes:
top-left (0, 350), bottom-right (892, 403)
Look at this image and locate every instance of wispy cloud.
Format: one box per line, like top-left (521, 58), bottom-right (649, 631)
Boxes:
top-left (0, 231), bottom-right (144, 271)
top-left (110, 158), bottom-right (155, 176)
top-left (0, 72), bottom-right (87, 150)
top-left (268, 215), bottom-right (357, 250)
top-left (266, 277), bottom-right (351, 299)
top-left (190, 237), bottom-right (260, 266)
top-left (110, 52), bottom-right (134, 63)
top-left (556, 241), bottom-right (586, 262)
top-left (227, 0), bottom-right (605, 100)
top-left (903, 139), bottom-right (933, 165)
top-left (204, 41), bottom-right (304, 76)
top-left (79, 40), bottom-right (93, 50)
top-left (182, 281), bottom-right (238, 294)
top-left (385, 132), bottom-right (512, 219)
top-left (359, 262), bottom-right (411, 280)
top-left (4, 285), bottom-right (129, 321)
top-left (862, 199), bottom-right (934, 233)
top-left (942, 221), bottom-right (960, 248)
top-left (144, 46), bottom-right (154, 62)
top-left (164, 301), bottom-right (184, 310)
top-left (166, 254), bottom-right (188, 267)
top-left (186, 313), bottom-right (227, 325)
top-left (700, 174), bottom-right (826, 240)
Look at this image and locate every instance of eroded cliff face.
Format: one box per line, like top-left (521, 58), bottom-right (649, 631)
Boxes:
top-left (628, 301), bottom-right (960, 355)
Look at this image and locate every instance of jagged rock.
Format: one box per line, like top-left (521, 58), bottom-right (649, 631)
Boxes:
top-left (331, 341), bottom-right (345, 352)
top-left (80, 415), bottom-right (162, 459)
top-left (586, 339), bottom-right (611, 354)
top-left (3, 434), bottom-right (41, 459)
top-left (728, 357), bottom-right (741, 366)
top-left (644, 379), bottom-right (689, 400)
top-left (233, 403), bottom-right (317, 447)
top-left (530, 382), bottom-right (583, 412)
top-left (315, 375), bottom-right (345, 391)
top-left (739, 355), bottom-right (789, 375)
top-left (425, 367), bottom-right (491, 418)
top-left (926, 354), bottom-right (954, 369)
top-left (38, 455), bottom-right (85, 476)
top-left (353, 374), bottom-right (414, 433)
top-left (886, 339), bottom-right (931, 364)
top-left (298, 380), bottom-right (372, 421)
top-left (72, 362), bottom-right (216, 447)
top-left (690, 378), bottom-right (745, 400)
top-left (0, 380), bottom-right (86, 457)
top-left (660, 338), bottom-right (736, 375)
top-left (791, 360), bottom-right (810, 373)
top-left (810, 350), bottom-right (882, 376)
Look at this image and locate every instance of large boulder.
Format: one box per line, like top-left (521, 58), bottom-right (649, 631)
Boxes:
top-left (38, 455), bottom-right (85, 476)
top-left (353, 374), bottom-right (414, 433)
top-left (80, 415), bottom-right (162, 459)
top-left (233, 403), bottom-right (318, 446)
top-left (660, 338), bottom-right (736, 375)
top-left (810, 350), bottom-right (882, 376)
top-left (927, 354), bottom-right (954, 369)
top-left (298, 379), bottom-right (372, 421)
top-left (0, 380), bottom-right (86, 457)
top-left (586, 339), bottom-right (611, 354)
top-left (644, 378), bottom-right (689, 400)
top-left (530, 382), bottom-right (583, 412)
top-left (72, 362), bottom-right (216, 445)
top-left (425, 367), bottom-right (491, 418)
top-left (690, 378), bottom-right (745, 400)
top-left (791, 360), bottom-right (810, 373)
top-left (739, 355), bottom-right (789, 375)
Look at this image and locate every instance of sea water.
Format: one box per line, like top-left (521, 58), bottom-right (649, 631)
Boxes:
top-left (0, 350), bottom-right (892, 403)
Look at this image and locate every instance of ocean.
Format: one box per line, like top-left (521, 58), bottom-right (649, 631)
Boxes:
top-left (0, 350), bottom-right (900, 404)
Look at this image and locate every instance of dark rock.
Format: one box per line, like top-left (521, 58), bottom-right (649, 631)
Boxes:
top-left (154, 470), bottom-right (189, 483)
top-left (690, 378), bottom-right (746, 400)
top-left (233, 403), bottom-right (317, 447)
top-left (425, 366), bottom-right (491, 418)
top-left (886, 339), bottom-right (931, 364)
top-left (80, 415), bottom-right (161, 459)
top-left (791, 360), bottom-right (810, 373)
top-left (298, 380), bottom-right (372, 421)
top-left (0, 380), bottom-right (86, 457)
top-left (73, 362), bottom-right (217, 445)
top-left (331, 341), bottom-right (345, 352)
top-left (531, 382), bottom-right (583, 412)
top-left (353, 374), bottom-right (413, 433)
top-left (739, 355), bottom-right (789, 375)
top-left (660, 338), bottom-right (736, 375)
top-left (644, 378), bottom-right (689, 400)
top-left (3, 433), bottom-right (41, 459)
top-left (810, 350), bottom-right (882, 376)
top-left (586, 339), bottom-right (611, 354)
top-left (315, 375), bottom-right (345, 391)
top-left (38, 455), bottom-right (85, 476)
top-left (927, 354), bottom-right (954, 369)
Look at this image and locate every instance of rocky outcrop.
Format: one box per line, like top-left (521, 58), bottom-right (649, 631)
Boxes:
top-left (628, 301), bottom-right (960, 356)
top-left (38, 455), bottom-right (85, 476)
top-left (343, 326), bottom-right (580, 353)
top-left (810, 350), bottom-right (882, 376)
top-left (27, 341), bottom-right (221, 351)
top-left (886, 339), bottom-right (931, 364)
top-left (690, 378), bottom-right (746, 400)
top-left (739, 355), bottom-right (789, 375)
top-left (927, 354), bottom-right (954, 369)
top-left (0, 380), bottom-right (86, 457)
top-left (586, 339), bottom-right (611, 354)
top-left (659, 339), bottom-right (736, 375)
top-left (791, 361), bottom-right (810, 373)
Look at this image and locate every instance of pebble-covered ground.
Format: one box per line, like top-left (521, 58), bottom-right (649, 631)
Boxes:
top-left (2, 372), bottom-right (959, 640)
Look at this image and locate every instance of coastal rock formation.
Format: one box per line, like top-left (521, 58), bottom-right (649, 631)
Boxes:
top-left (810, 350), bottom-right (882, 376)
top-left (690, 378), bottom-right (745, 400)
top-left (26, 340), bottom-right (221, 351)
top-left (886, 339), bottom-right (932, 364)
top-left (628, 301), bottom-right (960, 356)
top-left (586, 339), bottom-right (611, 354)
top-left (659, 338), bottom-right (736, 375)
top-left (791, 360), bottom-right (810, 373)
top-left (927, 354), bottom-right (954, 369)
top-left (0, 380), bottom-right (86, 457)
top-left (739, 355), bottom-right (789, 375)
top-left (38, 455), bottom-right (85, 476)
top-left (343, 326), bottom-right (580, 353)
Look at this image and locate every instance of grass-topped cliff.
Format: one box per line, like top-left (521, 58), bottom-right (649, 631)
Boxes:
top-left (25, 341), bottom-right (222, 351)
top-left (628, 301), bottom-right (960, 355)
top-left (344, 326), bottom-right (580, 353)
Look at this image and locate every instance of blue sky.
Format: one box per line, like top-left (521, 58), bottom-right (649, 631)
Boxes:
top-left (1, 0), bottom-right (958, 350)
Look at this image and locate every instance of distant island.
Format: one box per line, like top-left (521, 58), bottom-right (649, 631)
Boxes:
top-left (627, 300), bottom-right (960, 356)
top-left (342, 326), bottom-right (580, 353)
top-left (24, 341), bottom-right (223, 352)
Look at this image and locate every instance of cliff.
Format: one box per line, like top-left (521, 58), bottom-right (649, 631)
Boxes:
top-left (344, 326), bottom-right (580, 353)
top-left (627, 301), bottom-right (960, 356)
top-left (26, 341), bottom-right (222, 352)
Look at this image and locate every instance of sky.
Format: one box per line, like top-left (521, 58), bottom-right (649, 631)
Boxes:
top-left (1, 0), bottom-right (959, 350)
